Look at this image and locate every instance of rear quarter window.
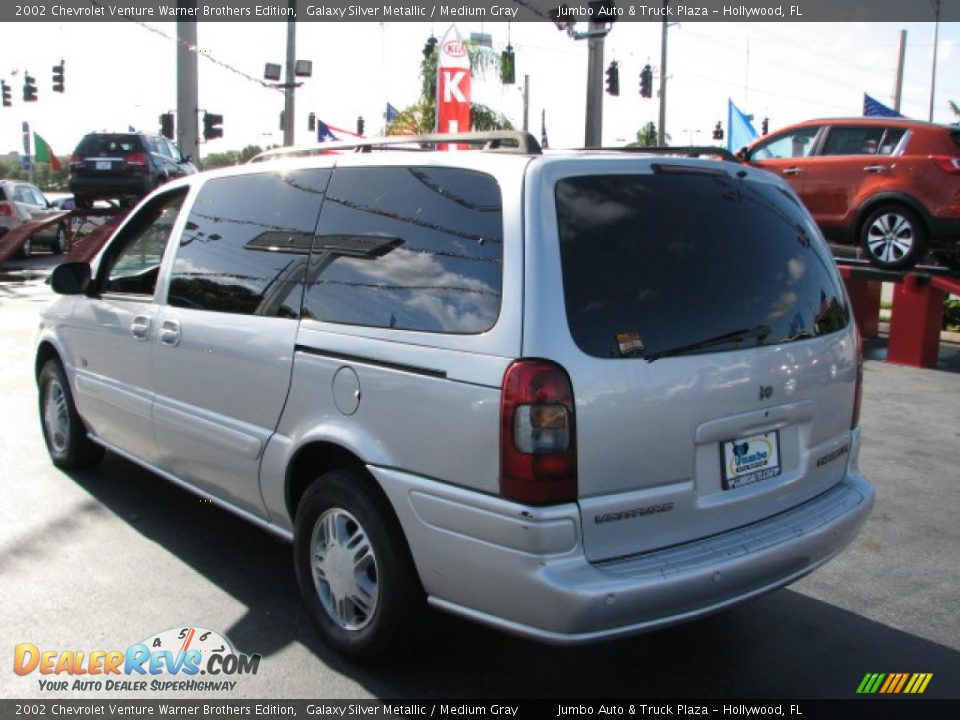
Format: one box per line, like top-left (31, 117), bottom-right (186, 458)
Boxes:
top-left (555, 172), bottom-right (849, 359)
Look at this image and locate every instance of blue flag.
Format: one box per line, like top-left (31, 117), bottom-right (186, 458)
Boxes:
top-left (727, 99), bottom-right (758, 153)
top-left (385, 103), bottom-right (399, 123)
top-left (863, 94), bottom-right (903, 118)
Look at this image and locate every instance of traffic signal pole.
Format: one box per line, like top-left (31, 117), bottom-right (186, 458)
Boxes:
top-left (176, 11), bottom-right (200, 167)
top-left (283, 0), bottom-right (296, 146)
top-left (657, 1), bottom-right (668, 146)
top-left (584, 20), bottom-right (605, 147)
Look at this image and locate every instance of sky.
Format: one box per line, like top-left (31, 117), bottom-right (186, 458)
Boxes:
top-left (2, 17), bottom-right (958, 160)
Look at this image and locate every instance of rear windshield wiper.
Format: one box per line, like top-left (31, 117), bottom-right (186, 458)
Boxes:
top-left (644, 325), bottom-right (772, 363)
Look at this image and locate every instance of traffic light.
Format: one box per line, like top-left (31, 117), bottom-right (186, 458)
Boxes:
top-left (640, 65), bottom-right (653, 98)
top-left (1, 81), bottom-right (11, 108)
top-left (605, 61), bottom-right (619, 96)
top-left (357, 116), bottom-right (365, 136)
top-left (52, 61), bottom-right (65, 93)
top-left (422, 36), bottom-right (437, 59)
top-left (203, 112), bottom-right (223, 140)
top-left (23, 74), bottom-right (38, 102)
top-left (500, 45), bottom-right (515, 85)
top-left (712, 121), bottom-right (724, 141)
top-left (308, 112), bottom-right (316, 132)
top-left (159, 113), bottom-right (174, 140)
top-left (761, 117), bottom-right (769, 135)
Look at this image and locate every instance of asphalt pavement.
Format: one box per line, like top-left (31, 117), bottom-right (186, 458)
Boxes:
top-left (1, 254), bottom-right (958, 701)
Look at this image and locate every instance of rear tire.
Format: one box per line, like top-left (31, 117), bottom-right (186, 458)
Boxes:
top-left (293, 468), bottom-right (424, 661)
top-left (859, 205), bottom-right (926, 271)
top-left (17, 237), bottom-right (31, 259)
top-left (38, 359), bottom-right (104, 470)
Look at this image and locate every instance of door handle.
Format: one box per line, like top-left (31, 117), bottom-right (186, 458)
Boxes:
top-left (864, 165), bottom-right (888, 173)
top-left (159, 320), bottom-right (181, 347)
top-left (782, 167), bottom-right (803, 176)
top-left (131, 316), bottom-right (151, 341)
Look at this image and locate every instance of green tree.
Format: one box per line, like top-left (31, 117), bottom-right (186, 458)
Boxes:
top-left (949, 100), bottom-right (959, 120)
top-left (386, 41), bottom-right (513, 135)
top-left (626, 122), bottom-right (669, 147)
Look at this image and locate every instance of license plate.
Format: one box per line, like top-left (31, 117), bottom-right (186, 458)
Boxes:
top-left (95, 160), bottom-right (112, 170)
top-left (721, 431), bottom-right (781, 490)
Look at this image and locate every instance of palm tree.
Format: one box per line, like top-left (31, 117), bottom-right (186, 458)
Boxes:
top-left (949, 100), bottom-right (960, 121)
top-left (626, 122), bottom-right (669, 147)
top-left (386, 41), bottom-right (513, 135)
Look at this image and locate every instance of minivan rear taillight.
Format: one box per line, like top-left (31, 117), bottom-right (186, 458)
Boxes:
top-left (0, 202), bottom-right (12, 217)
top-left (500, 360), bottom-right (577, 505)
top-left (852, 329), bottom-right (864, 429)
top-left (930, 155), bottom-right (960, 175)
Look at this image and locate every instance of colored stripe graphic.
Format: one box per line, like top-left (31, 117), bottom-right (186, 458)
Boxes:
top-left (857, 672), bottom-right (932, 694)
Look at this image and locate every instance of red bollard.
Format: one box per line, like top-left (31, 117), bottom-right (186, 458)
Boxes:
top-left (887, 274), bottom-right (946, 368)
top-left (838, 268), bottom-right (882, 339)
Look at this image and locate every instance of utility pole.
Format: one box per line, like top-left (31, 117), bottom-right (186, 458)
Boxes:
top-left (176, 7), bottom-right (199, 166)
top-left (657, 0), bottom-right (669, 146)
top-left (522, 75), bottom-right (530, 132)
top-left (283, 0), bottom-right (296, 146)
top-left (928, 0), bottom-right (940, 122)
top-left (892, 30), bottom-right (906, 113)
top-left (584, 20), bottom-right (605, 147)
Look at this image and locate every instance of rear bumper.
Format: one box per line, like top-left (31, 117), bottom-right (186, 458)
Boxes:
top-left (69, 174), bottom-right (152, 198)
top-left (373, 443), bottom-right (873, 645)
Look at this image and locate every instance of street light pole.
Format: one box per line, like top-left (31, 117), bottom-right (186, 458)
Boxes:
top-left (584, 20), bottom-right (605, 147)
top-left (657, 0), bottom-right (669, 146)
top-left (928, 0), bottom-right (941, 122)
top-left (283, 0), bottom-right (296, 146)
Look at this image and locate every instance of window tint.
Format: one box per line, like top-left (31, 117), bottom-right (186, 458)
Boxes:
top-left (167, 170), bottom-right (330, 317)
top-left (301, 167), bottom-right (503, 334)
top-left (878, 128), bottom-right (905, 155)
top-left (76, 134), bottom-right (142, 155)
top-left (102, 189), bottom-right (187, 296)
top-left (555, 173), bottom-right (849, 359)
top-left (820, 126), bottom-right (887, 156)
top-left (751, 128), bottom-right (819, 160)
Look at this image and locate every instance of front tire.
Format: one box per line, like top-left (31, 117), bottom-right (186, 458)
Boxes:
top-left (38, 359), bottom-right (104, 469)
top-left (51, 223), bottom-right (68, 255)
top-left (17, 237), bottom-right (31, 259)
top-left (293, 468), bottom-right (423, 661)
top-left (859, 205), bottom-right (926, 271)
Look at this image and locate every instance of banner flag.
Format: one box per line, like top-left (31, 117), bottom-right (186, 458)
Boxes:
top-left (436, 24), bottom-right (471, 150)
top-left (863, 93), bottom-right (903, 117)
top-left (727, 99), bottom-right (759, 153)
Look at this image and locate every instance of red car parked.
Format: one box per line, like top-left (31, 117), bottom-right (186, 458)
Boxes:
top-left (741, 117), bottom-right (960, 271)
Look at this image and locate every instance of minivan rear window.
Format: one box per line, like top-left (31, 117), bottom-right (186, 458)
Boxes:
top-left (555, 173), bottom-right (849, 359)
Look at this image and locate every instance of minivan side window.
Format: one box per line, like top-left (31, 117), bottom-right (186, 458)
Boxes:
top-left (101, 189), bottom-right (187, 296)
top-left (166, 170), bottom-right (330, 318)
top-left (301, 166), bottom-right (503, 334)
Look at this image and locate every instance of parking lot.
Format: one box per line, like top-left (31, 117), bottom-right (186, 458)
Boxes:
top-left (1, 254), bottom-right (958, 700)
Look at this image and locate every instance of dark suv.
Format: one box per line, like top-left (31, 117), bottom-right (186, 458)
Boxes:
top-left (69, 132), bottom-right (196, 208)
top-left (741, 118), bottom-right (960, 271)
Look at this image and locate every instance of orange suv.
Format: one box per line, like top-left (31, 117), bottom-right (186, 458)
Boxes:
top-left (741, 118), bottom-right (960, 271)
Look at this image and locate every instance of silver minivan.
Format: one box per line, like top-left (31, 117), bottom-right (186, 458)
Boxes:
top-left (36, 132), bottom-right (873, 659)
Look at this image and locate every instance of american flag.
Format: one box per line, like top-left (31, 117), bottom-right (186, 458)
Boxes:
top-left (863, 94), bottom-right (903, 118)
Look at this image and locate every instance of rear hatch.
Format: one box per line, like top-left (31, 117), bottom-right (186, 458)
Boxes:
top-left (538, 162), bottom-right (858, 562)
top-left (71, 134), bottom-right (145, 178)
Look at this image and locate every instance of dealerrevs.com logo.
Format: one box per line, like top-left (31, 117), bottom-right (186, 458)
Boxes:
top-left (13, 626), bottom-right (260, 693)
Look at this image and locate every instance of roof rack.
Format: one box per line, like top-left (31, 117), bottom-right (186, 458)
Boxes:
top-left (585, 145), bottom-right (741, 163)
top-left (251, 131), bottom-right (543, 163)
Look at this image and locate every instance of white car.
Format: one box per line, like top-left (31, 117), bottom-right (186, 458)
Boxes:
top-left (0, 180), bottom-right (69, 256)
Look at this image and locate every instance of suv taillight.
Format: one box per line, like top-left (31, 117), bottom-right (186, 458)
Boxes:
top-left (500, 360), bottom-right (577, 505)
top-left (852, 328), bottom-right (864, 429)
top-left (69, 153), bottom-right (83, 167)
top-left (930, 155), bottom-right (960, 175)
top-left (125, 153), bottom-right (148, 167)
top-left (0, 202), bottom-right (12, 217)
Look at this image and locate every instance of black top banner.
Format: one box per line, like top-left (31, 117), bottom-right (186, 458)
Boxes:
top-left (3, 0), bottom-right (959, 23)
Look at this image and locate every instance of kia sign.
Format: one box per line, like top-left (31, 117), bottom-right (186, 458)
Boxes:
top-left (436, 24), bottom-right (471, 150)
